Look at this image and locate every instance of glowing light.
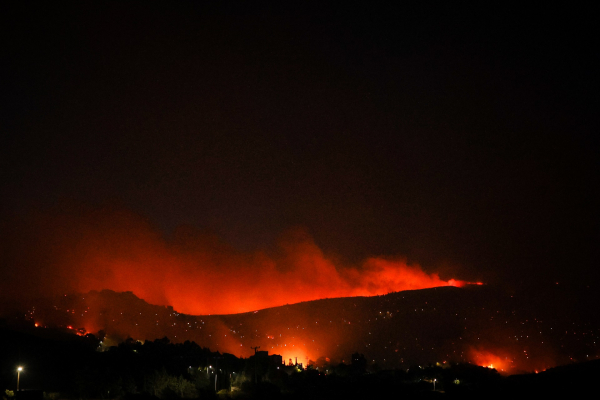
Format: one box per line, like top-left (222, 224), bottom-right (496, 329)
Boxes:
top-left (469, 348), bottom-right (511, 373)
top-left (30, 209), bottom-right (471, 315)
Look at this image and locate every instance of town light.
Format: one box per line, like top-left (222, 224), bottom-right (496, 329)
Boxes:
top-left (17, 366), bottom-right (23, 392)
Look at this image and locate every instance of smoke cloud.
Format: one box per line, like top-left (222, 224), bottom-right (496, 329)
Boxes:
top-left (0, 205), bottom-right (467, 315)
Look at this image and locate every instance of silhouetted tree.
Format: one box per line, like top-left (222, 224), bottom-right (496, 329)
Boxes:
top-left (351, 352), bottom-right (367, 375)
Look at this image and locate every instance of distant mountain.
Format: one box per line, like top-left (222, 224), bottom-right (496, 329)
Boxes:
top-left (6, 285), bottom-right (599, 374)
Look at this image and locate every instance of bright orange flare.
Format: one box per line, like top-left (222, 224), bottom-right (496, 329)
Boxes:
top-left (469, 348), bottom-right (512, 374)
top-left (71, 236), bottom-right (468, 315)
top-left (3, 208), bottom-right (471, 315)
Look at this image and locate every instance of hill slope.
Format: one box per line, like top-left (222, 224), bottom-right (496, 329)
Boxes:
top-left (5, 285), bottom-right (599, 373)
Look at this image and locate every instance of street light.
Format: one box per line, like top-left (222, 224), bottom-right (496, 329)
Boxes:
top-left (17, 366), bottom-right (23, 392)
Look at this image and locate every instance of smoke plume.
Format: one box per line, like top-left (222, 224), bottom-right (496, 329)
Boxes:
top-left (0, 205), bottom-right (467, 315)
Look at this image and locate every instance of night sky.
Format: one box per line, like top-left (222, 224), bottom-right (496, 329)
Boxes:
top-left (1, 3), bottom-right (597, 306)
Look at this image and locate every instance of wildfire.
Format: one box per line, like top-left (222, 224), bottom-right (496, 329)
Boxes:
top-left (469, 348), bottom-right (513, 373)
top-left (2, 208), bottom-right (473, 315)
top-left (2, 206), bottom-right (478, 315)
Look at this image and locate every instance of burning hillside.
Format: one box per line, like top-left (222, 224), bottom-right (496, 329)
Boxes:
top-left (0, 207), bottom-right (474, 315)
top-left (17, 285), bottom-right (600, 374)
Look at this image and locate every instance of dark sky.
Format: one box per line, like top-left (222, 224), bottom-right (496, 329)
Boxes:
top-left (1, 2), bottom-right (597, 293)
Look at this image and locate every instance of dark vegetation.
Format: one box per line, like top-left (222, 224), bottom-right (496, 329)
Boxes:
top-left (1, 321), bottom-right (596, 399)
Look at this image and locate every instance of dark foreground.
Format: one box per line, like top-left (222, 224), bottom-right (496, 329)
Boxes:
top-left (1, 322), bottom-right (596, 399)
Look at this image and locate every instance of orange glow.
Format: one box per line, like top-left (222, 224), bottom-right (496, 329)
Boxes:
top-left (81, 246), bottom-right (468, 315)
top-left (5, 208), bottom-right (472, 315)
top-left (469, 348), bottom-right (513, 374)
top-left (273, 339), bottom-right (310, 367)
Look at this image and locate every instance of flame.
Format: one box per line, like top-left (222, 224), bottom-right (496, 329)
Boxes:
top-left (469, 348), bottom-right (512, 373)
top-left (1, 207), bottom-right (471, 315)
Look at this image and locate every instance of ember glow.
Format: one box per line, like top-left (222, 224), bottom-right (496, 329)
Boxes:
top-left (469, 348), bottom-right (513, 374)
top-left (1, 208), bottom-right (470, 315)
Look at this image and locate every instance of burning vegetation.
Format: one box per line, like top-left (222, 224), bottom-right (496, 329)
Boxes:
top-left (0, 207), bottom-right (471, 316)
top-left (2, 207), bottom-right (597, 376)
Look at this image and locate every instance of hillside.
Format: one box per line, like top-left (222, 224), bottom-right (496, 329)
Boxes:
top-left (6, 284), bottom-right (599, 374)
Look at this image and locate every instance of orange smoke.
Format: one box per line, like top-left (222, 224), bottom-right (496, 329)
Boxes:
top-left (1, 207), bottom-right (470, 315)
top-left (469, 348), bottom-right (513, 374)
